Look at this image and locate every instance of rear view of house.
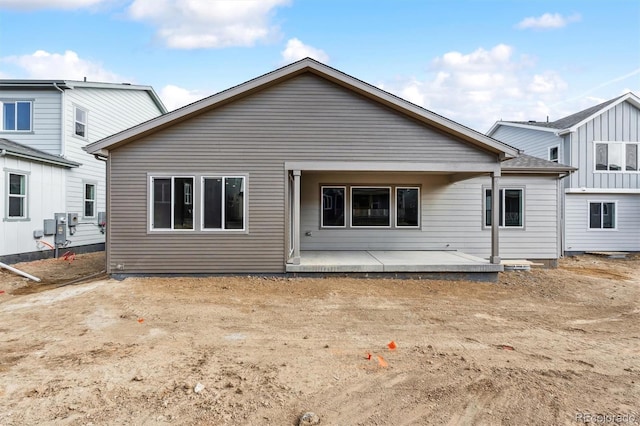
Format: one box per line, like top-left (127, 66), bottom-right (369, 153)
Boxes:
top-left (87, 58), bottom-right (572, 278)
top-left (489, 93), bottom-right (640, 254)
top-left (0, 80), bottom-right (166, 262)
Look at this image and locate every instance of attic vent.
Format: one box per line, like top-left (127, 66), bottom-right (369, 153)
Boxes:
top-left (528, 120), bottom-right (536, 123)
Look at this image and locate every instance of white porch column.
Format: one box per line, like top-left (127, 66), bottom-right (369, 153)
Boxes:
top-left (490, 171), bottom-right (501, 264)
top-left (292, 170), bottom-right (301, 265)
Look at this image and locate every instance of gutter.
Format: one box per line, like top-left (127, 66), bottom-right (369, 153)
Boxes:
top-left (4, 151), bottom-right (80, 168)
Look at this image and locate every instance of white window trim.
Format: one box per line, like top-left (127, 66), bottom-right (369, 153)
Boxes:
top-left (483, 187), bottom-right (525, 229)
top-left (200, 176), bottom-right (247, 232)
top-left (5, 169), bottom-right (29, 221)
top-left (320, 185), bottom-right (346, 228)
top-left (548, 145), bottom-right (559, 163)
top-left (350, 186), bottom-right (392, 228)
top-left (593, 141), bottom-right (640, 173)
top-left (73, 105), bottom-right (88, 139)
top-left (83, 181), bottom-right (97, 219)
top-left (1, 100), bottom-right (33, 132)
top-left (149, 175), bottom-right (196, 232)
top-left (587, 200), bottom-right (617, 231)
top-left (395, 186), bottom-right (420, 228)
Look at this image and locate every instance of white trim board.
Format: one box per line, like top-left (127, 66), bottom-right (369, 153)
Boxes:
top-left (565, 188), bottom-right (640, 194)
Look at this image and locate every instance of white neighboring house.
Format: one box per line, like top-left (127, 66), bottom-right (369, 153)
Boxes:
top-left (0, 80), bottom-right (166, 262)
top-left (488, 92), bottom-right (640, 254)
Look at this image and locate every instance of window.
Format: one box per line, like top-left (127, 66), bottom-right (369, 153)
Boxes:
top-left (549, 146), bottom-right (559, 163)
top-left (2, 101), bottom-right (32, 131)
top-left (151, 176), bottom-right (194, 230)
top-left (321, 186), bottom-right (345, 227)
top-left (589, 202), bottom-right (616, 229)
top-left (74, 107), bottom-right (87, 138)
top-left (595, 142), bottom-right (639, 172)
top-left (351, 187), bottom-right (391, 227)
top-left (7, 172), bottom-right (27, 219)
top-left (84, 183), bottom-right (96, 218)
top-left (202, 176), bottom-right (245, 230)
top-left (396, 187), bottom-right (419, 227)
top-left (485, 188), bottom-right (524, 228)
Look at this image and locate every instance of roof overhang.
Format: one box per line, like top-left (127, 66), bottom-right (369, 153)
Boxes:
top-left (487, 121), bottom-right (559, 136)
top-left (0, 149), bottom-right (80, 168)
top-left (86, 58), bottom-right (519, 159)
top-left (557, 92), bottom-right (640, 135)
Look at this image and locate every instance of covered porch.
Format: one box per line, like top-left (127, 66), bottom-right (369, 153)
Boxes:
top-left (286, 250), bottom-right (503, 274)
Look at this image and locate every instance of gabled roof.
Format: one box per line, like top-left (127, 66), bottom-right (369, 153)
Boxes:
top-left (86, 58), bottom-right (519, 159)
top-left (488, 92), bottom-right (640, 136)
top-left (0, 79), bottom-right (167, 114)
top-left (0, 138), bottom-right (81, 168)
top-left (501, 153), bottom-right (575, 174)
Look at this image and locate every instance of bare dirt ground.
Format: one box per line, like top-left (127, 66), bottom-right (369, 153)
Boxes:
top-left (0, 252), bottom-right (638, 425)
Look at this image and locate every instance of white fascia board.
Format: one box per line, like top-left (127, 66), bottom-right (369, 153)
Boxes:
top-left (66, 81), bottom-right (167, 114)
top-left (284, 161), bottom-right (500, 173)
top-left (487, 121), bottom-right (559, 135)
top-left (558, 93), bottom-right (640, 135)
top-left (565, 188), bottom-right (640, 194)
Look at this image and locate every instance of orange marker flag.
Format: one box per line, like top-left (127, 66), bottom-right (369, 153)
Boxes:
top-left (377, 355), bottom-right (388, 368)
top-left (137, 318), bottom-right (144, 323)
top-left (388, 341), bottom-right (397, 350)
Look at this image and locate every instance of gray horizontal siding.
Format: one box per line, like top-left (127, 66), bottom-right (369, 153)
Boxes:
top-left (569, 100), bottom-right (640, 189)
top-left (108, 73), bottom-right (499, 273)
top-left (491, 125), bottom-right (562, 162)
top-left (565, 193), bottom-right (640, 252)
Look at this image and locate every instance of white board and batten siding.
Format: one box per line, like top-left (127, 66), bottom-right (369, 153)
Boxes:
top-left (0, 156), bottom-right (66, 256)
top-left (0, 90), bottom-right (62, 155)
top-left (301, 173), bottom-right (559, 260)
top-left (107, 73), bottom-right (505, 274)
top-left (491, 125), bottom-right (562, 163)
top-left (565, 193), bottom-right (640, 252)
top-left (568, 100), bottom-right (640, 190)
top-left (63, 87), bottom-right (164, 248)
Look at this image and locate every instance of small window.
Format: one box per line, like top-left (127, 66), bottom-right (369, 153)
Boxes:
top-left (549, 146), bottom-right (559, 163)
top-left (321, 186), bottom-right (345, 227)
top-left (7, 172), bottom-right (27, 218)
top-left (2, 101), bottom-right (32, 131)
top-left (589, 202), bottom-right (616, 229)
top-left (396, 187), bottom-right (419, 227)
top-left (351, 187), bottom-right (391, 227)
top-left (84, 183), bottom-right (96, 218)
top-left (485, 188), bottom-right (524, 228)
top-left (74, 107), bottom-right (87, 138)
top-left (151, 176), bottom-right (194, 230)
top-left (202, 176), bottom-right (245, 230)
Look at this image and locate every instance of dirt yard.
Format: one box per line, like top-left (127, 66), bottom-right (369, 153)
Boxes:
top-left (0, 252), bottom-right (638, 425)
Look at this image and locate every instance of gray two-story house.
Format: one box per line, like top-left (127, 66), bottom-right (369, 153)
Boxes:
top-left (488, 93), bottom-right (640, 253)
top-left (1, 80), bottom-right (166, 262)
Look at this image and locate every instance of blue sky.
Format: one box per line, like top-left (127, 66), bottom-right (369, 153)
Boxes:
top-left (0, 0), bottom-right (638, 131)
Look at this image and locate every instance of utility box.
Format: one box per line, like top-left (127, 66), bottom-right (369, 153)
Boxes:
top-left (68, 213), bottom-right (79, 227)
top-left (33, 229), bottom-right (44, 239)
top-left (43, 219), bottom-right (56, 235)
top-left (97, 211), bottom-right (106, 225)
top-left (54, 213), bottom-right (67, 245)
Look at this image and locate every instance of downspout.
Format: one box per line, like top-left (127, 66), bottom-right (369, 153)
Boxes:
top-left (53, 83), bottom-right (66, 157)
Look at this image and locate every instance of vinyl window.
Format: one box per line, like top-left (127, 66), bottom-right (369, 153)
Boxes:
top-left (595, 142), bottom-right (639, 172)
top-left (150, 176), bottom-right (194, 230)
top-left (2, 101), bottom-right (32, 131)
top-left (74, 106), bottom-right (87, 138)
top-left (589, 202), bottom-right (616, 230)
top-left (484, 188), bottom-right (524, 228)
top-left (396, 187), bottom-right (420, 227)
top-left (548, 146), bottom-right (559, 163)
top-left (321, 186), bottom-right (346, 227)
top-left (7, 172), bottom-right (27, 219)
top-left (351, 187), bottom-right (391, 227)
top-left (84, 183), bottom-right (96, 218)
top-left (202, 176), bottom-right (245, 230)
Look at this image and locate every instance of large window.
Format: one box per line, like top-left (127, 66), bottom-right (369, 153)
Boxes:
top-left (74, 106), bottom-right (87, 138)
top-left (202, 176), bottom-right (245, 230)
top-left (396, 187), bottom-right (419, 227)
top-left (151, 176), bottom-right (194, 230)
top-left (589, 202), bottom-right (616, 229)
top-left (595, 142), bottom-right (639, 172)
top-left (351, 187), bottom-right (391, 227)
top-left (2, 101), bottom-right (32, 131)
top-left (485, 188), bottom-right (524, 228)
top-left (321, 186), bottom-right (345, 227)
top-left (84, 183), bottom-right (96, 218)
top-left (7, 172), bottom-right (27, 219)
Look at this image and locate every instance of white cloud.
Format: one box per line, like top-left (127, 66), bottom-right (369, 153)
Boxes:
top-left (280, 38), bottom-right (329, 64)
top-left (159, 84), bottom-right (210, 111)
top-left (516, 13), bottom-right (581, 30)
top-left (2, 50), bottom-right (126, 82)
top-left (0, 0), bottom-right (111, 9)
top-left (127, 0), bottom-right (290, 49)
top-left (380, 44), bottom-right (571, 131)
